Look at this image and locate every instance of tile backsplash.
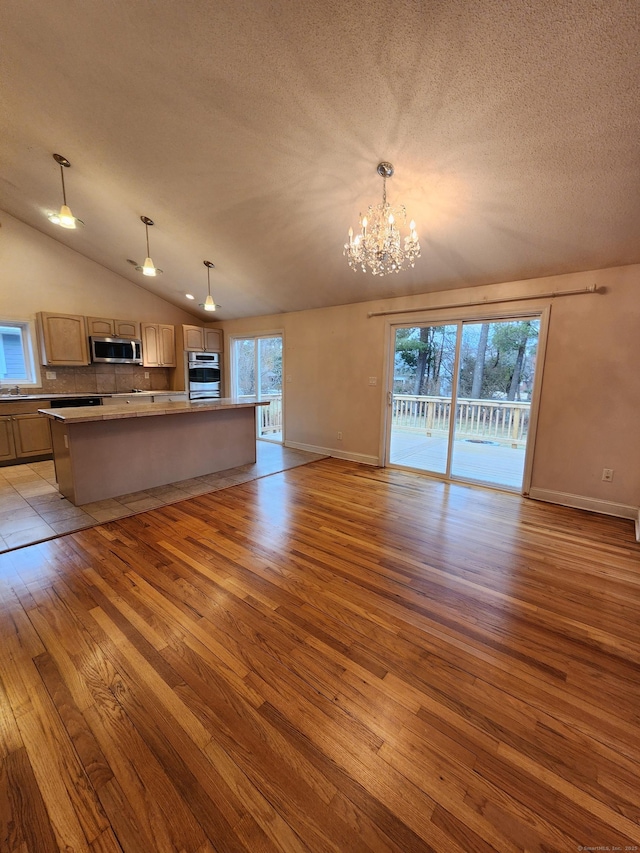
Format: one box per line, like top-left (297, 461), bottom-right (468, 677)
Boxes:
top-left (37, 364), bottom-right (171, 395)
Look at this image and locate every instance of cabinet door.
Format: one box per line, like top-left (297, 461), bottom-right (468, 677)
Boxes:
top-left (203, 328), bottom-right (222, 352)
top-left (14, 414), bottom-right (53, 458)
top-left (38, 313), bottom-right (90, 365)
top-left (87, 317), bottom-right (116, 336)
top-left (183, 325), bottom-right (205, 351)
top-left (0, 417), bottom-right (16, 462)
top-left (114, 320), bottom-right (141, 339)
top-left (159, 325), bottom-right (176, 366)
top-left (141, 324), bottom-right (160, 367)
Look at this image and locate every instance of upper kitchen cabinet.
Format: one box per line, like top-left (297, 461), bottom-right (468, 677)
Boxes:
top-left (37, 312), bottom-right (90, 366)
top-left (180, 325), bottom-right (222, 353)
top-left (87, 317), bottom-right (141, 339)
top-left (141, 323), bottom-right (176, 367)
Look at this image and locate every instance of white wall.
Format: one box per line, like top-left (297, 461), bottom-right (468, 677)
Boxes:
top-left (0, 211), bottom-right (199, 324)
top-left (219, 265), bottom-right (640, 516)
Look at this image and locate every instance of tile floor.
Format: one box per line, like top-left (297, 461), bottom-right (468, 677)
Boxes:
top-left (0, 442), bottom-right (326, 553)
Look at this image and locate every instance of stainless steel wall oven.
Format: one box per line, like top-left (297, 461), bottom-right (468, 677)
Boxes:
top-left (188, 351), bottom-right (221, 399)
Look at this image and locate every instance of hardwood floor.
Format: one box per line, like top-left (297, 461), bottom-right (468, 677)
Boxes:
top-left (1, 457), bottom-right (639, 852)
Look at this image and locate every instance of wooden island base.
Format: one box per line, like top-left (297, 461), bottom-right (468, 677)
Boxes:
top-left (44, 402), bottom-right (263, 505)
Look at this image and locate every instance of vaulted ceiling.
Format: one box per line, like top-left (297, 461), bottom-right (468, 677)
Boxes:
top-left (1, 0), bottom-right (639, 319)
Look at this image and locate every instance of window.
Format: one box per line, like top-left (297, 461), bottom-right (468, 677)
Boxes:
top-left (231, 334), bottom-right (284, 443)
top-left (0, 321), bottom-right (39, 387)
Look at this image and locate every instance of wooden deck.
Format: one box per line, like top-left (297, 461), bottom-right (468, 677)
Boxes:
top-left (1, 458), bottom-right (639, 851)
top-left (390, 431), bottom-right (526, 489)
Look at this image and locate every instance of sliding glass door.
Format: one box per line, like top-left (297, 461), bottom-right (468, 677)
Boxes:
top-left (387, 316), bottom-right (541, 491)
top-left (232, 335), bottom-right (283, 442)
top-left (389, 324), bottom-right (458, 474)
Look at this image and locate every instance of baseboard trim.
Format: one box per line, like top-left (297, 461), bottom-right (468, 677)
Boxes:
top-left (529, 487), bottom-right (638, 521)
top-left (284, 441), bottom-right (379, 467)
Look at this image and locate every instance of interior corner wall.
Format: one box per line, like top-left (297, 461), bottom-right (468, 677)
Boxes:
top-left (219, 264), bottom-right (640, 515)
top-left (0, 211), bottom-right (199, 324)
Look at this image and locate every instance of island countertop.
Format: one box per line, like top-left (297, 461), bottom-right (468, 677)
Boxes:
top-left (42, 397), bottom-right (270, 505)
top-left (39, 397), bottom-right (268, 423)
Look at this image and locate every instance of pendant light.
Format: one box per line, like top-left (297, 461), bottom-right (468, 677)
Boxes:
top-left (135, 216), bottom-right (162, 276)
top-left (48, 153), bottom-right (83, 229)
top-left (202, 261), bottom-right (217, 311)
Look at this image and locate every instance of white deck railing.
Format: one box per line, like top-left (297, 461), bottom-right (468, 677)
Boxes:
top-left (239, 393), bottom-right (529, 446)
top-left (393, 394), bottom-right (531, 446)
top-left (237, 393), bottom-right (283, 436)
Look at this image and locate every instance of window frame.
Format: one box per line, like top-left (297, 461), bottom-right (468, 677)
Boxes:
top-left (0, 318), bottom-right (41, 388)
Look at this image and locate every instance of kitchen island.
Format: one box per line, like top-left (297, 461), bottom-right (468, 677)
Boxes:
top-left (39, 398), bottom-right (268, 505)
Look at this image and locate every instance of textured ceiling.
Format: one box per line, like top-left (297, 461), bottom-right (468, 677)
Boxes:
top-left (1, 0), bottom-right (639, 319)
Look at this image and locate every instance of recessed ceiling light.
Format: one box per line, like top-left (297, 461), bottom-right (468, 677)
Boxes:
top-left (185, 293), bottom-right (195, 300)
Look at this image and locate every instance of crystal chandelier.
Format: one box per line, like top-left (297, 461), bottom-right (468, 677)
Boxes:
top-left (344, 162), bottom-right (420, 275)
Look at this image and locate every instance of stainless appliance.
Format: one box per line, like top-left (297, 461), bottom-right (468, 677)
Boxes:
top-left (53, 397), bottom-right (103, 407)
top-left (90, 336), bottom-right (143, 365)
top-left (188, 351), bottom-right (221, 399)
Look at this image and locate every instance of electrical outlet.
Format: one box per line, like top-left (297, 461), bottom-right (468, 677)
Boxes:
top-left (144, 371), bottom-right (149, 379)
top-left (286, 375), bottom-right (292, 383)
top-left (368, 376), bottom-right (377, 386)
top-left (46, 370), bottom-right (56, 380)
top-left (337, 431), bottom-right (343, 440)
top-left (602, 468), bottom-right (614, 482)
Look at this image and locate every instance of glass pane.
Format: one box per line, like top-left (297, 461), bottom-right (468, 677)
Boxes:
top-left (389, 324), bottom-right (458, 474)
top-left (0, 326), bottom-right (28, 381)
top-left (450, 319), bottom-right (540, 489)
top-left (257, 336), bottom-right (283, 442)
top-left (234, 339), bottom-right (256, 396)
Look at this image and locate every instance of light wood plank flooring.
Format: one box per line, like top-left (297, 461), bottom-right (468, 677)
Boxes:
top-left (0, 458), bottom-right (639, 851)
top-left (0, 442), bottom-right (324, 553)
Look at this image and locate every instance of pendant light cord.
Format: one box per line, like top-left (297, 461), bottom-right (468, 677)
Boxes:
top-left (60, 164), bottom-right (68, 206)
top-left (145, 223), bottom-right (151, 257)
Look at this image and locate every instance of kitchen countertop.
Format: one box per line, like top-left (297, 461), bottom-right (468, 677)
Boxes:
top-left (39, 397), bottom-right (268, 423)
top-left (0, 391), bottom-right (182, 402)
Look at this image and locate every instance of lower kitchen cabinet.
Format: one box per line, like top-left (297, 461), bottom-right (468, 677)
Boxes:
top-left (14, 414), bottom-right (54, 457)
top-left (0, 403), bottom-right (53, 464)
top-left (0, 417), bottom-right (16, 462)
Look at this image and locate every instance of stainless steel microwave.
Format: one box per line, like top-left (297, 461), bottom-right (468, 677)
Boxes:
top-left (90, 336), bottom-right (143, 364)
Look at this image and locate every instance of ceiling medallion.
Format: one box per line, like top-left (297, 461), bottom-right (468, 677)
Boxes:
top-left (344, 162), bottom-right (420, 276)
